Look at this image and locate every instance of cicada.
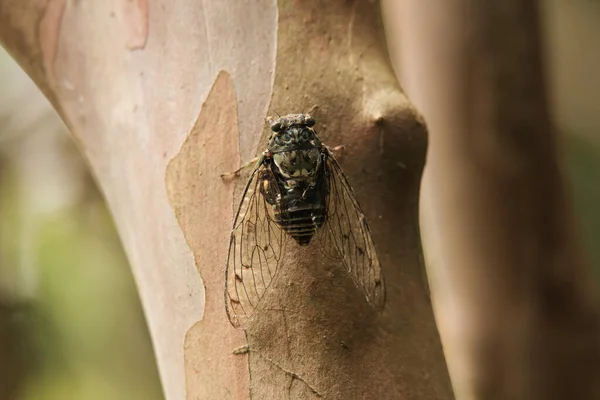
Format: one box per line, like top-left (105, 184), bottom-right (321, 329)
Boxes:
top-left (224, 114), bottom-right (385, 328)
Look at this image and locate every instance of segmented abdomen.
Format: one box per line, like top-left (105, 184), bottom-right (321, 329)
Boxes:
top-left (274, 206), bottom-right (326, 246)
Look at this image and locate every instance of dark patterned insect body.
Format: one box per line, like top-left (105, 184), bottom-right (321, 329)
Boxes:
top-left (263, 114), bottom-right (328, 245)
top-left (225, 114), bottom-right (385, 328)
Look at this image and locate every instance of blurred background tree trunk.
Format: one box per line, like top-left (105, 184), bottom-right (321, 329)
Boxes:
top-left (384, 0), bottom-right (600, 399)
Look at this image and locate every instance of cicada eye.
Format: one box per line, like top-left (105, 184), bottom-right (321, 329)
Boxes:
top-left (304, 116), bottom-right (315, 127)
top-left (271, 122), bottom-right (282, 132)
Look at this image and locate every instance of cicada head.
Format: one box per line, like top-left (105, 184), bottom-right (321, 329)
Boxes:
top-left (266, 114), bottom-right (323, 182)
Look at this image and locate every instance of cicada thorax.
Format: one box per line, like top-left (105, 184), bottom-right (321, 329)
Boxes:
top-left (261, 124), bottom-right (330, 246)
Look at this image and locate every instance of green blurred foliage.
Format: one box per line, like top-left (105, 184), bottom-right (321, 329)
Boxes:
top-left (563, 134), bottom-right (600, 275)
top-left (0, 169), bottom-right (163, 400)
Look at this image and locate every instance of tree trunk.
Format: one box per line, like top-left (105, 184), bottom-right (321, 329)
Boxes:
top-left (384, 1), bottom-right (600, 399)
top-left (0, 1), bottom-right (451, 399)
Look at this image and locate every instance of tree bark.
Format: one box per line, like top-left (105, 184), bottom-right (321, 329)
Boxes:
top-left (0, 1), bottom-right (451, 399)
top-left (384, 1), bottom-right (600, 399)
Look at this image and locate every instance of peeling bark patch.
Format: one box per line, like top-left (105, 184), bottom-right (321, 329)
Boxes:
top-left (117, 0), bottom-right (149, 50)
top-left (39, 0), bottom-right (66, 84)
top-left (166, 71), bottom-right (249, 399)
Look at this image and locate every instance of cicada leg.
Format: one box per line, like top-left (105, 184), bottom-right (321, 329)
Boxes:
top-left (220, 154), bottom-right (264, 179)
top-left (324, 145), bottom-right (346, 162)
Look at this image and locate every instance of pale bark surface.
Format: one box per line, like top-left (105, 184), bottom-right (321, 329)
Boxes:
top-left (0, 1), bottom-right (451, 399)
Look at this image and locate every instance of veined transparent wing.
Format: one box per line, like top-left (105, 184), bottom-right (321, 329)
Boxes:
top-left (224, 163), bottom-right (288, 328)
top-left (316, 149), bottom-right (385, 308)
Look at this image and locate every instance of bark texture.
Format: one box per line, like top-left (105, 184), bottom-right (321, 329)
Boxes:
top-left (1, 1), bottom-right (451, 399)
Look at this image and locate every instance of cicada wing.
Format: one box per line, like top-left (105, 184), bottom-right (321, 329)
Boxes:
top-left (225, 163), bottom-right (287, 329)
top-left (316, 150), bottom-right (385, 308)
